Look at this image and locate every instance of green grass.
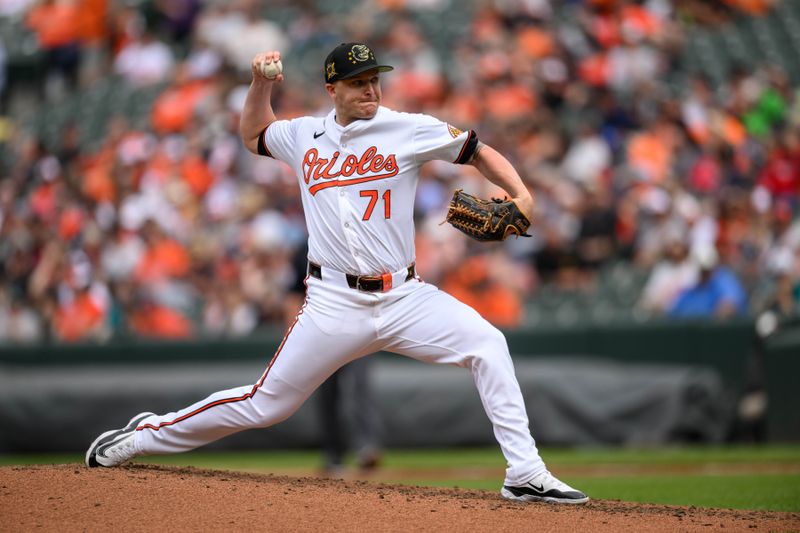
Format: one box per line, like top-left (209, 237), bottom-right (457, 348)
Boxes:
top-left (4, 445), bottom-right (799, 468)
top-left (567, 474), bottom-right (799, 512)
top-left (381, 473), bottom-right (800, 513)
top-left (3, 446), bottom-right (799, 512)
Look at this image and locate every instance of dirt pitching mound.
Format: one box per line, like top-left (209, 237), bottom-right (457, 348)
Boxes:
top-left (1, 464), bottom-right (798, 532)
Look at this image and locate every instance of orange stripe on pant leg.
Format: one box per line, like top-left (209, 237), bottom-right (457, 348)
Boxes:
top-left (136, 277), bottom-right (310, 432)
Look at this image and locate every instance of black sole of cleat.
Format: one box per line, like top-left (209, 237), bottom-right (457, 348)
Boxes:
top-left (501, 487), bottom-right (589, 505)
top-left (85, 412), bottom-right (154, 468)
top-left (85, 428), bottom-right (119, 468)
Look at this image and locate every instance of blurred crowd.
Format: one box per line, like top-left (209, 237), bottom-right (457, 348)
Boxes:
top-left (0, 0), bottom-right (798, 344)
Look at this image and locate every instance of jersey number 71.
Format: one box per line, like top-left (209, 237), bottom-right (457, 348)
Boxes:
top-left (360, 189), bottom-right (391, 220)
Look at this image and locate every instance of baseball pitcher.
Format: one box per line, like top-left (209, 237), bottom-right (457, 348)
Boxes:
top-left (86, 42), bottom-right (588, 505)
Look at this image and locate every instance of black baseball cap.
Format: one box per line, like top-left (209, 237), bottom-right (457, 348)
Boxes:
top-left (324, 42), bottom-right (393, 83)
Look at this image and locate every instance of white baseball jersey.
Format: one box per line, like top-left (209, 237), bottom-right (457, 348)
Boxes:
top-left (129, 103), bottom-right (548, 490)
top-left (260, 106), bottom-right (477, 275)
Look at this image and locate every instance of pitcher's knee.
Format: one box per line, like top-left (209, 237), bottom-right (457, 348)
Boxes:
top-left (465, 326), bottom-right (512, 366)
top-left (250, 390), bottom-right (306, 428)
top-left (477, 325), bottom-right (510, 354)
top-left (250, 405), bottom-right (299, 429)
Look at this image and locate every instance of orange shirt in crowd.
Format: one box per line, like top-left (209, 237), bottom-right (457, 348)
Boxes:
top-left (627, 130), bottom-right (672, 183)
top-left (442, 258), bottom-right (522, 328)
top-left (387, 71), bottom-right (443, 109)
top-left (30, 182), bottom-right (61, 223)
top-left (517, 27), bottom-right (555, 59)
top-left (58, 206), bottom-right (85, 240)
top-left (447, 284), bottom-right (522, 329)
top-left (620, 5), bottom-right (661, 39)
top-left (723, 0), bottom-right (773, 15)
top-left (592, 14), bottom-right (622, 49)
top-left (54, 292), bottom-right (104, 342)
top-left (130, 305), bottom-right (192, 338)
top-left (82, 159), bottom-right (116, 202)
top-left (578, 53), bottom-right (609, 87)
top-left (134, 239), bottom-right (191, 282)
top-left (718, 113), bottom-right (747, 147)
top-left (484, 84), bottom-right (537, 121)
top-left (151, 80), bottom-right (213, 134)
top-left (687, 112), bottom-right (746, 147)
top-left (26, 1), bottom-right (81, 49)
top-left (77, 0), bottom-right (108, 44)
top-left (443, 92), bottom-right (482, 125)
top-left (180, 154), bottom-right (215, 197)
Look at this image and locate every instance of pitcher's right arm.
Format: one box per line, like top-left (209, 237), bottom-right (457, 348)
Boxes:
top-left (240, 51), bottom-right (283, 155)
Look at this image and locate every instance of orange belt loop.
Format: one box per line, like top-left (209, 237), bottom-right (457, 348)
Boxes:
top-left (381, 272), bottom-right (393, 292)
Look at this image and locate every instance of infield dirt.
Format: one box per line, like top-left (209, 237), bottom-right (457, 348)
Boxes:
top-left (1, 464), bottom-right (798, 532)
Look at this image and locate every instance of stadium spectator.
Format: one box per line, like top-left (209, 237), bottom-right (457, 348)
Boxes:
top-left (668, 245), bottom-right (748, 319)
top-left (762, 269), bottom-right (800, 318)
top-left (113, 27), bottom-right (175, 87)
top-left (25, 0), bottom-right (82, 96)
top-left (0, 293), bottom-right (42, 343)
top-left (639, 230), bottom-right (699, 314)
top-left (199, 2), bottom-right (289, 74)
top-left (129, 297), bottom-right (192, 338)
top-left (53, 283), bottom-right (108, 342)
top-left (442, 254), bottom-right (525, 328)
top-left (575, 184), bottom-right (617, 272)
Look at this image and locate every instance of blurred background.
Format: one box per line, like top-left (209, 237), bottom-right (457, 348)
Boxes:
top-left (0, 0), bottom-right (799, 456)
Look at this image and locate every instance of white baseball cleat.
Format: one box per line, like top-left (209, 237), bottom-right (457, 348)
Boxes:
top-left (501, 470), bottom-right (589, 504)
top-left (85, 412), bottom-right (154, 468)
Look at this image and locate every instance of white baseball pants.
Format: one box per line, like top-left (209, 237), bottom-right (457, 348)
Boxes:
top-left (134, 272), bottom-right (547, 486)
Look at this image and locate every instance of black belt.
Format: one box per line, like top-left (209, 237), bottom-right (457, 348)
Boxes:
top-left (308, 262), bottom-right (415, 292)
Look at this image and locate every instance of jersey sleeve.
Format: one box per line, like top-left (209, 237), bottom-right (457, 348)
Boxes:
top-left (260, 118), bottom-right (300, 163)
top-left (413, 114), bottom-right (478, 165)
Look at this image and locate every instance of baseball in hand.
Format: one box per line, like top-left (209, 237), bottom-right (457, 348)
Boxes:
top-left (260, 59), bottom-right (282, 79)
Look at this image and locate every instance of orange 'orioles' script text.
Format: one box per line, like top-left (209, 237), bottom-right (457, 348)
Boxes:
top-left (302, 147), bottom-right (399, 195)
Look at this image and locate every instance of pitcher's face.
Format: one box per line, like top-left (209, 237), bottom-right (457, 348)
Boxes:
top-left (326, 69), bottom-right (382, 126)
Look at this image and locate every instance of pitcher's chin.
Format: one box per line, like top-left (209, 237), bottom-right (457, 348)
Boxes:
top-left (360, 102), bottom-right (378, 117)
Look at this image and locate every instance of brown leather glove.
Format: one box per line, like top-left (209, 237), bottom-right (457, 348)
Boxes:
top-left (444, 189), bottom-right (531, 242)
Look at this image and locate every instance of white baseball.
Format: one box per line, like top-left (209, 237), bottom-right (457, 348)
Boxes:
top-left (260, 59), bottom-right (282, 79)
